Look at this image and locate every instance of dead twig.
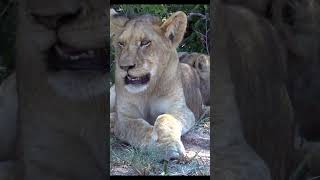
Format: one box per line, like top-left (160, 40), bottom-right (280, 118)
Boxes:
top-left (188, 12), bottom-right (207, 20)
top-left (205, 17), bottom-right (209, 54)
top-left (189, 13), bottom-right (209, 54)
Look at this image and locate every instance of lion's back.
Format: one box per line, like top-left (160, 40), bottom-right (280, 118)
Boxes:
top-left (179, 63), bottom-right (203, 120)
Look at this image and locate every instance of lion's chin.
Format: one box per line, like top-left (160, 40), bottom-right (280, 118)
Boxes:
top-left (43, 42), bottom-right (107, 100)
top-left (48, 70), bottom-right (107, 100)
top-left (124, 83), bottom-right (149, 94)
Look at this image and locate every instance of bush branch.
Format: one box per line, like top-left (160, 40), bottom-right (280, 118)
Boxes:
top-left (188, 12), bottom-right (207, 20)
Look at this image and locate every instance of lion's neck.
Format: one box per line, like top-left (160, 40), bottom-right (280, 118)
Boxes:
top-left (151, 53), bottom-right (181, 95)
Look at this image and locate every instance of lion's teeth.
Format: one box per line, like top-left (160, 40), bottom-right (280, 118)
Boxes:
top-left (54, 45), bottom-right (97, 61)
top-left (128, 76), bottom-right (138, 80)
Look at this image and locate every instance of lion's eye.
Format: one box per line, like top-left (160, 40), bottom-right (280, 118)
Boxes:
top-left (118, 42), bottom-right (125, 48)
top-left (140, 40), bottom-right (151, 47)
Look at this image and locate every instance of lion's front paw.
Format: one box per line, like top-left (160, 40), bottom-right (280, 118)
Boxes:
top-left (153, 114), bottom-right (186, 160)
top-left (157, 138), bottom-right (186, 160)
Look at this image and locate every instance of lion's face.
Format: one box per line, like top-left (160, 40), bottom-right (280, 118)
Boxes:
top-left (114, 16), bottom-right (170, 93)
top-left (17, 0), bottom-right (107, 100)
top-left (195, 54), bottom-right (210, 80)
top-left (179, 53), bottom-right (210, 80)
top-left (111, 11), bottom-right (187, 94)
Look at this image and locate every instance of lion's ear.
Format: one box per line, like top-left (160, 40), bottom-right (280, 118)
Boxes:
top-left (160, 11), bottom-right (187, 48)
top-left (110, 9), bottom-right (129, 40)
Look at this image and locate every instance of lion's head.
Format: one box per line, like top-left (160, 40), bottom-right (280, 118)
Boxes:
top-left (194, 54), bottom-right (210, 80)
top-left (110, 10), bottom-right (187, 94)
top-left (179, 52), bottom-right (210, 105)
top-left (179, 52), bottom-right (210, 79)
top-left (16, 0), bottom-right (107, 100)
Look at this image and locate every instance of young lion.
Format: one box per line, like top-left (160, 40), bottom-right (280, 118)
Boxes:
top-left (110, 10), bottom-right (203, 159)
top-left (179, 52), bottom-right (210, 105)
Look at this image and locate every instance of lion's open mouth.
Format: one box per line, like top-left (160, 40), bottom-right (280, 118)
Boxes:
top-left (47, 43), bottom-right (108, 72)
top-left (125, 74), bottom-right (150, 85)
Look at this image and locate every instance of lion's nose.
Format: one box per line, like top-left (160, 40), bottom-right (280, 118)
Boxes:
top-left (120, 64), bottom-right (136, 71)
top-left (31, 8), bottom-right (82, 29)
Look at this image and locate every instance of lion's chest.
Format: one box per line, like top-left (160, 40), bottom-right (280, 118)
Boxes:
top-left (146, 97), bottom-right (171, 124)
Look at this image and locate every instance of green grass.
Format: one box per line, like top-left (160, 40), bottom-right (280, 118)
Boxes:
top-left (110, 136), bottom-right (164, 175)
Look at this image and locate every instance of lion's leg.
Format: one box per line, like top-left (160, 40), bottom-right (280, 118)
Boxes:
top-left (113, 115), bottom-right (155, 148)
top-left (153, 106), bottom-right (195, 159)
top-left (153, 114), bottom-right (186, 159)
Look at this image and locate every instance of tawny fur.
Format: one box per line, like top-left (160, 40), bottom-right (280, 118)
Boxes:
top-left (179, 52), bottom-right (210, 105)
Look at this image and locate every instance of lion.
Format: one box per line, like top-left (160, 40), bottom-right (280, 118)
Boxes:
top-left (178, 52), bottom-right (210, 105)
top-left (110, 10), bottom-right (203, 159)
